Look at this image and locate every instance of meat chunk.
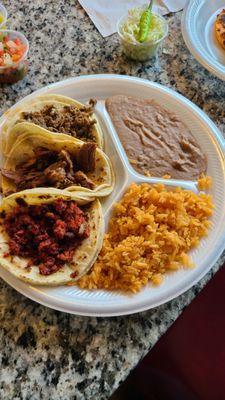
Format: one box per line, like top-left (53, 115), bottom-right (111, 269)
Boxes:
top-left (2, 143), bottom-right (97, 193)
top-left (73, 171), bottom-right (95, 189)
top-left (59, 150), bottom-right (74, 174)
top-left (1, 169), bottom-right (21, 182)
top-left (43, 161), bottom-right (67, 187)
top-left (77, 142), bottom-right (96, 173)
top-left (1, 168), bottom-right (47, 189)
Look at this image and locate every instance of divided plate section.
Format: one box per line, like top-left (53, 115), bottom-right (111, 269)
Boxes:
top-left (94, 97), bottom-right (225, 306)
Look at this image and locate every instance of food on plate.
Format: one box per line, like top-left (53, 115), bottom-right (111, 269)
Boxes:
top-left (2, 93), bottom-right (103, 152)
top-left (215, 9), bottom-right (225, 50)
top-left (198, 174), bottom-right (212, 191)
top-left (117, 5), bottom-right (168, 61)
top-left (0, 13), bottom-right (4, 25)
top-left (22, 102), bottom-right (95, 139)
top-left (0, 189), bottom-right (104, 285)
top-left (1, 123), bottom-right (114, 196)
top-left (106, 95), bottom-right (207, 180)
top-left (78, 181), bottom-right (213, 293)
top-left (0, 31), bottom-right (29, 84)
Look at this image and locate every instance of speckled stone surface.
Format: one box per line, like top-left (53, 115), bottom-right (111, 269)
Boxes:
top-left (0, 1), bottom-right (225, 399)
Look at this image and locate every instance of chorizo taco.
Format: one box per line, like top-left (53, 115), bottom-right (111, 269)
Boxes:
top-left (1, 123), bottom-right (114, 197)
top-left (0, 188), bottom-right (104, 286)
top-left (1, 93), bottom-right (103, 154)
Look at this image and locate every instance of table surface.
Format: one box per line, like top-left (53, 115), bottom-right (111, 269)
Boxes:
top-left (0, 1), bottom-right (225, 400)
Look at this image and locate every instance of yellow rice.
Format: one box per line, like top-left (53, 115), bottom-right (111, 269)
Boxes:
top-left (78, 181), bottom-right (213, 293)
top-left (198, 174), bottom-right (212, 191)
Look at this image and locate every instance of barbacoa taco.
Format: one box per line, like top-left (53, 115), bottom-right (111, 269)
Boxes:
top-left (1, 93), bottom-right (103, 154)
top-left (0, 188), bottom-right (104, 286)
top-left (1, 123), bottom-right (114, 197)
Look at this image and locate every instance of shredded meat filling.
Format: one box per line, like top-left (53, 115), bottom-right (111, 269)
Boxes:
top-left (2, 198), bottom-right (90, 275)
top-left (76, 142), bottom-right (96, 172)
top-left (2, 142), bottom-right (97, 192)
top-left (21, 99), bottom-right (97, 141)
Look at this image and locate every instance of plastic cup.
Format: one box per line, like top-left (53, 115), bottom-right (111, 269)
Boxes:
top-left (117, 12), bottom-right (168, 62)
top-left (0, 30), bottom-right (29, 84)
top-left (0, 3), bottom-right (7, 29)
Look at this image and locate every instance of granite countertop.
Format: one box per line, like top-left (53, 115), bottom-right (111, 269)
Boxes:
top-left (0, 1), bottom-right (225, 399)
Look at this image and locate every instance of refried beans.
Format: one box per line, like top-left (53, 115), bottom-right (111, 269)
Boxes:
top-left (105, 95), bottom-right (207, 180)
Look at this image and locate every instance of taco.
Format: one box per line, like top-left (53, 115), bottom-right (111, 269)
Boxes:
top-left (1, 93), bottom-right (103, 154)
top-left (0, 188), bottom-right (104, 286)
top-left (1, 123), bottom-right (114, 197)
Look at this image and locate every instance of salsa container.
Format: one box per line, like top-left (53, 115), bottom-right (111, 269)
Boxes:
top-left (0, 30), bottom-right (29, 84)
top-left (0, 74), bottom-right (225, 316)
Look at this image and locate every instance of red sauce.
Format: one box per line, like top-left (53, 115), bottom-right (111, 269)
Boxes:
top-left (2, 198), bottom-right (90, 275)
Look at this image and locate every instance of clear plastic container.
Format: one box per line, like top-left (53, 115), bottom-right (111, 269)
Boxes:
top-left (0, 3), bottom-right (7, 29)
top-left (117, 12), bottom-right (168, 62)
top-left (0, 30), bottom-right (29, 84)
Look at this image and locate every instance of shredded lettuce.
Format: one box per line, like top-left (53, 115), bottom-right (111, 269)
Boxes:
top-left (120, 7), bottom-right (165, 44)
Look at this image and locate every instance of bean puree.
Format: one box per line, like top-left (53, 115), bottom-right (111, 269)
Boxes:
top-left (105, 95), bottom-right (207, 180)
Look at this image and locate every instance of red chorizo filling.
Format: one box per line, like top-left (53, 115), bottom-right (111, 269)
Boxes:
top-left (1, 198), bottom-right (90, 275)
top-left (2, 142), bottom-right (96, 193)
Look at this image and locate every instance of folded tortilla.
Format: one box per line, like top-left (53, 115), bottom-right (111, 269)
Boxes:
top-left (1, 93), bottom-right (103, 154)
top-left (0, 188), bottom-right (104, 286)
top-left (1, 123), bottom-right (114, 198)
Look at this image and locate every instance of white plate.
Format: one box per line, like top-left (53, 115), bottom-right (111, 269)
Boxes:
top-left (182, 0), bottom-right (225, 81)
top-left (1, 74), bottom-right (225, 316)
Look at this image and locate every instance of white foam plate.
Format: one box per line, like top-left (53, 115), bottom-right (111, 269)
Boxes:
top-left (0, 74), bottom-right (225, 316)
top-left (182, 0), bottom-right (225, 81)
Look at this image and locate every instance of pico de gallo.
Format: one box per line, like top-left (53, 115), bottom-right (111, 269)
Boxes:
top-left (0, 31), bottom-right (29, 84)
top-left (0, 35), bottom-right (27, 67)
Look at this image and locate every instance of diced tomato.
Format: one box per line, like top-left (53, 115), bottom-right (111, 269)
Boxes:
top-left (14, 38), bottom-right (21, 46)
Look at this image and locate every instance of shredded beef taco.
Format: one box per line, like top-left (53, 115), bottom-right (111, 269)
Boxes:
top-left (1, 123), bottom-right (114, 197)
top-left (0, 188), bottom-right (104, 286)
top-left (1, 93), bottom-right (103, 154)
